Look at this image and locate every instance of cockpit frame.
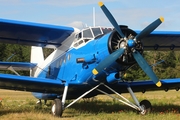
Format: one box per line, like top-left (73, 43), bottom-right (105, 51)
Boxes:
top-left (73, 26), bottom-right (113, 48)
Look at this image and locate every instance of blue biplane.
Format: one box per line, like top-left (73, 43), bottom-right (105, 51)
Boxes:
top-left (0, 1), bottom-right (180, 117)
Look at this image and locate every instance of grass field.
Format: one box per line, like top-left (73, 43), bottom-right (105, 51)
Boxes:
top-left (0, 89), bottom-right (180, 120)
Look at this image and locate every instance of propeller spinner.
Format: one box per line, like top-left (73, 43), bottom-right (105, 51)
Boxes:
top-left (92, 1), bottom-right (163, 87)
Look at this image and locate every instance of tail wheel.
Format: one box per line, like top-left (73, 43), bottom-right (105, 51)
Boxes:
top-left (52, 99), bottom-right (63, 117)
top-left (140, 100), bottom-right (152, 115)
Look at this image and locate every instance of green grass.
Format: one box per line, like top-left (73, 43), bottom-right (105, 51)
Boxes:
top-left (0, 89), bottom-right (180, 120)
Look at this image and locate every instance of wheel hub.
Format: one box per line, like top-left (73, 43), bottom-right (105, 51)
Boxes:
top-left (52, 104), bottom-right (56, 115)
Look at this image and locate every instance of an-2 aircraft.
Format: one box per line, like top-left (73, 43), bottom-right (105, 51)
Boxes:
top-left (0, 1), bottom-right (180, 117)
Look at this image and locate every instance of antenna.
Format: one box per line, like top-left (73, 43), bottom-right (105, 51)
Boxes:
top-left (93, 7), bottom-right (95, 27)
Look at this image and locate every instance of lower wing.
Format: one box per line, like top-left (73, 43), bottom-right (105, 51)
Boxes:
top-left (0, 73), bottom-right (179, 94)
top-left (0, 73), bottom-right (64, 93)
top-left (115, 79), bottom-right (180, 93)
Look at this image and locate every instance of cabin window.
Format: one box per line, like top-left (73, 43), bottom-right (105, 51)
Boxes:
top-left (63, 56), bottom-right (66, 63)
top-left (59, 58), bottom-right (63, 66)
top-left (56, 60), bottom-right (60, 68)
top-left (78, 32), bottom-right (82, 39)
top-left (67, 54), bottom-right (71, 60)
top-left (73, 43), bottom-right (78, 47)
top-left (79, 40), bottom-right (84, 45)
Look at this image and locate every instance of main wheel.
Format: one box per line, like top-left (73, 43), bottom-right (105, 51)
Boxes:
top-left (139, 100), bottom-right (152, 115)
top-left (51, 99), bottom-right (63, 117)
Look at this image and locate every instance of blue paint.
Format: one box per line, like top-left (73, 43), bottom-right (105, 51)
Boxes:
top-left (57, 34), bottom-right (110, 84)
top-left (106, 72), bottom-right (120, 83)
top-left (36, 31), bottom-right (127, 87)
top-left (32, 92), bottom-right (58, 100)
top-left (0, 18), bottom-right (74, 48)
top-left (127, 39), bottom-right (135, 48)
top-left (1, 19), bottom-right (180, 100)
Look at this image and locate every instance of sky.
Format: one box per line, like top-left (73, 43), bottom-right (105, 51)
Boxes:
top-left (0, 0), bottom-right (179, 31)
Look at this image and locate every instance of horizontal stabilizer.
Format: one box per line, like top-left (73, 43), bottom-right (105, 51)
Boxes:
top-left (0, 62), bottom-right (37, 71)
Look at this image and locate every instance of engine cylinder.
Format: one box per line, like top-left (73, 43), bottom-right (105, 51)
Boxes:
top-left (108, 25), bottom-right (143, 66)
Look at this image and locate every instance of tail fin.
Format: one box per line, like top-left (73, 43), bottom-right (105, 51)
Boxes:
top-left (30, 46), bottom-right (44, 76)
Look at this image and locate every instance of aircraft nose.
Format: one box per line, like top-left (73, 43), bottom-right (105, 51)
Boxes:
top-left (127, 39), bottom-right (135, 48)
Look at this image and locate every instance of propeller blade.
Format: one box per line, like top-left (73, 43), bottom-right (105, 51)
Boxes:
top-left (98, 2), bottom-right (125, 38)
top-left (132, 51), bottom-right (161, 87)
top-left (135, 17), bottom-right (164, 40)
top-left (92, 48), bottom-right (125, 75)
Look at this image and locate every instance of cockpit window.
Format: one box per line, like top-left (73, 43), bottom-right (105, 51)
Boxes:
top-left (102, 28), bottom-right (112, 34)
top-left (83, 29), bottom-right (93, 38)
top-left (73, 27), bottom-right (113, 48)
top-left (78, 32), bottom-right (82, 39)
top-left (92, 28), bottom-right (102, 37)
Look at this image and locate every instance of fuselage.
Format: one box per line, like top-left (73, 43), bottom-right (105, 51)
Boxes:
top-left (32, 26), bottom-right (131, 99)
top-left (35, 27), bottom-right (115, 83)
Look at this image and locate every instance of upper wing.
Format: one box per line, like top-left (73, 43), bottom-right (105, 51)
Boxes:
top-left (0, 19), bottom-right (76, 48)
top-left (135, 30), bottom-right (180, 50)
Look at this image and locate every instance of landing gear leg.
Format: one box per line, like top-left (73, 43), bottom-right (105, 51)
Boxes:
top-left (36, 99), bottom-right (47, 105)
top-left (127, 87), bottom-right (152, 114)
top-left (95, 84), bottom-right (152, 115)
top-left (36, 99), bottom-right (42, 105)
top-left (51, 84), bottom-right (68, 117)
top-left (44, 100), bottom-right (47, 105)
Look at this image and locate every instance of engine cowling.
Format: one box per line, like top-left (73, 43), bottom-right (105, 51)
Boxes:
top-left (108, 25), bottom-right (143, 66)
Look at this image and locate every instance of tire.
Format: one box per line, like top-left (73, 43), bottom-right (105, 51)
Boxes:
top-left (51, 99), bottom-right (63, 117)
top-left (139, 100), bottom-right (152, 115)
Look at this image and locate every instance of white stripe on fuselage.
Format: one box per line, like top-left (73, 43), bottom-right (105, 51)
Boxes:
top-left (34, 28), bottom-right (80, 77)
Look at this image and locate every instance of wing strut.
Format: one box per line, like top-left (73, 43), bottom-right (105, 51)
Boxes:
top-left (62, 82), bottom-right (151, 115)
top-left (8, 66), bottom-right (20, 76)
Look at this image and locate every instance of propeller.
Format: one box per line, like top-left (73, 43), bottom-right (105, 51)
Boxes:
top-left (92, 1), bottom-right (164, 87)
top-left (98, 2), bottom-right (125, 38)
top-left (92, 48), bottom-right (125, 75)
top-left (135, 17), bottom-right (164, 41)
top-left (132, 51), bottom-right (161, 87)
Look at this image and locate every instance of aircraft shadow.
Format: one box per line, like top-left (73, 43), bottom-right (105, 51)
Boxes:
top-left (65, 100), bottom-right (180, 115)
top-left (0, 100), bottom-right (180, 117)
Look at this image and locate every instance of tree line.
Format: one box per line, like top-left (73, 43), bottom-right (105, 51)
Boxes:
top-left (126, 51), bottom-right (180, 81)
top-left (0, 43), bottom-right (179, 80)
top-left (0, 43), bottom-right (52, 75)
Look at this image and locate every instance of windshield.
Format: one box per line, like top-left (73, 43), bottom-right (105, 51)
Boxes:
top-left (73, 27), bottom-right (113, 48)
top-left (83, 29), bottom-right (93, 38)
top-left (102, 27), bottom-right (112, 34)
top-left (92, 27), bottom-right (102, 37)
